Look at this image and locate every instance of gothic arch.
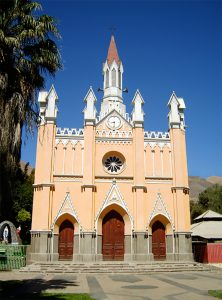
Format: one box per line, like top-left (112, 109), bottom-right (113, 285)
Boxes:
top-left (96, 203), bottom-right (131, 235)
top-left (53, 212), bottom-right (79, 234)
top-left (51, 192), bottom-right (81, 233)
top-left (147, 193), bottom-right (175, 235)
top-left (149, 213), bottom-right (172, 235)
top-left (95, 181), bottom-right (134, 235)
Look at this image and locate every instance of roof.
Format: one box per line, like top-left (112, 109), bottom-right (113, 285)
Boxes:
top-left (107, 35), bottom-right (120, 65)
top-left (194, 210), bottom-right (222, 221)
top-left (191, 220), bottom-right (222, 239)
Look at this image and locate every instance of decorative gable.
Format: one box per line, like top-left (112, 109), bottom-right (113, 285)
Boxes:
top-left (96, 109), bottom-right (132, 132)
top-left (51, 192), bottom-right (81, 229)
top-left (95, 180), bottom-right (134, 226)
top-left (148, 193), bottom-right (174, 229)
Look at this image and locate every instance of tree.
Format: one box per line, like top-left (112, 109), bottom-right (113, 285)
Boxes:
top-left (12, 163), bottom-right (34, 244)
top-left (190, 200), bottom-right (204, 222)
top-left (190, 184), bottom-right (222, 222)
top-left (198, 184), bottom-right (222, 214)
top-left (13, 163), bottom-right (34, 216)
top-left (0, 0), bottom-right (61, 221)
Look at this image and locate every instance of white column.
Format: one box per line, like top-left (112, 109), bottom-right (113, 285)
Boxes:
top-left (54, 146), bottom-right (57, 174)
top-left (62, 146), bottom-right (66, 175)
top-left (152, 150), bottom-right (155, 177)
top-left (72, 147), bottom-right (75, 175)
top-left (169, 150), bottom-right (173, 177)
top-left (81, 146), bottom-right (84, 175)
top-left (160, 150), bottom-right (164, 177)
top-left (144, 149), bottom-right (147, 177)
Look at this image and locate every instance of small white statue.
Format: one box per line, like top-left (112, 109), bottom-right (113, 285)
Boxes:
top-left (3, 225), bottom-right (9, 242)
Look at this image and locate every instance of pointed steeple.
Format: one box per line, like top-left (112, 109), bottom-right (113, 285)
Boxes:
top-left (107, 35), bottom-right (120, 65)
top-left (100, 35), bottom-right (125, 119)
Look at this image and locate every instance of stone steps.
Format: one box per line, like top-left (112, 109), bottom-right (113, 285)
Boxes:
top-left (20, 261), bottom-right (210, 274)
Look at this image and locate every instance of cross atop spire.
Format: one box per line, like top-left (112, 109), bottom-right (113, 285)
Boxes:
top-left (107, 35), bottom-right (120, 65)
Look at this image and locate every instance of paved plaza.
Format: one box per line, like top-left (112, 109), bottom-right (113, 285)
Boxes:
top-left (0, 269), bottom-right (222, 299)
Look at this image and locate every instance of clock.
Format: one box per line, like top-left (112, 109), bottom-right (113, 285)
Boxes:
top-left (107, 116), bottom-right (121, 129)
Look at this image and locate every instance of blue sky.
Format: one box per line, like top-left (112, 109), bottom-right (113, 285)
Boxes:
top-left (21, 0), bottom-right (222, 177)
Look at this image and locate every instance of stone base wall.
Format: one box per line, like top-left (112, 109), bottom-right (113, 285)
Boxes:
top-left (29, 231), bottom-right (193, 263)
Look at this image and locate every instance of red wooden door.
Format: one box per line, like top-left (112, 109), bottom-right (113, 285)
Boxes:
top-left (152, 220), bottom-right (166, 260)
top-left (59, 220), bottom-right (74, 260)
top-left (102, 210), bottom-right (124, 260)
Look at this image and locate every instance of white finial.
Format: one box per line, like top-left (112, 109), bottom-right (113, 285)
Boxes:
top-left (168, 91), bottom-right (186, 129)
top-left (39, 85), bottom-right (59, 124)
top-left (132, 89), bottom-right (145, 125)
top-left (83, 87), bottom-right (97, 123)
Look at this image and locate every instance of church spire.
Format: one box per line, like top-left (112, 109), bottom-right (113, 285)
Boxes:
top-left (100, 35), bottom-right (125, 118)
top-left (107, 35), bottom-right (120, 65)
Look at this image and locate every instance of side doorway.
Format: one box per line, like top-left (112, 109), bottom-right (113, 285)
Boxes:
top-left (58, 220), bottom-right (74, 260)
top-left (152, 220), bottom-right (166, 260)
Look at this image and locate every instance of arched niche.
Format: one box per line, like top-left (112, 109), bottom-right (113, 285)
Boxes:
top-left (53, 213), bottom-right (80, 234)
top-left (149, 214), bottom-right (173, 235)
top-left (96, 203), bottom-right (131, 235)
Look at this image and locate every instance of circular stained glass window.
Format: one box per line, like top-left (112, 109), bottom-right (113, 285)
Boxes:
top-left (104, 156), bottom-right (123, 173)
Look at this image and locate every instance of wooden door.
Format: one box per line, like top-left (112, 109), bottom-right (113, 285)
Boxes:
top-left (59, 220), bottom-right (74, 260)
top-left (102, 210), bottom-right (124, 260)
top-left (152, 220), bottom-right (166, 260)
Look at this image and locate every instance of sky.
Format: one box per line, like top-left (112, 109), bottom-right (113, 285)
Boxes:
top-left (21, 0), bottom-right (222, 178)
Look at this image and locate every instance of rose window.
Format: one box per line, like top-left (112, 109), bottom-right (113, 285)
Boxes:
top-left (104, 156), bottom-right (123, 173)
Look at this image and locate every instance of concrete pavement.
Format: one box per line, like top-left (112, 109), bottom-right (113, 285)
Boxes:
top-left (0, 269), bottom-right (222, 299)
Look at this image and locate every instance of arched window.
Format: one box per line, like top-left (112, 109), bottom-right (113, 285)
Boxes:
top-left (112, 69), bottom-right (116, 87)
top-left (105, 70), bottom-right (109, 88)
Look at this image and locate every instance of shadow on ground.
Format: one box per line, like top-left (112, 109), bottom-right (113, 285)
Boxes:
top-left (0, 278), bottom-right (81, 299)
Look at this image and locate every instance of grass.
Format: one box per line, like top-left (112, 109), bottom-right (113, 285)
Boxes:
top-left (21, 293), bottom-right (95, 299)
top-left (1, 293), bottom-right (95, 300)
top-left (0, 280), bottom-right (95, 300)
top-left (208, 290), bottom-right (222, 299)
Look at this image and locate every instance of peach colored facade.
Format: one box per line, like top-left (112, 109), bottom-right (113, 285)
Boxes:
top-left (30, 36), bottom-right (193, 262)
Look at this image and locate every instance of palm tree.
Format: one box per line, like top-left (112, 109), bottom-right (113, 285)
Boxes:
top-left (0, 0), bottom-right (61, 221)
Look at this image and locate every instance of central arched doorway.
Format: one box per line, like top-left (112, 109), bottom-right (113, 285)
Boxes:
top-left (102, 210), bottom-right (124, 260)
top-left (152, 220), bottom-right (166, 260)
top-left (58, 220), bottom-right (74, 260)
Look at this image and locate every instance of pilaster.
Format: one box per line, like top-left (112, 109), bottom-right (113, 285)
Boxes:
top-left (32, 87), bottom-right (58, 232)
top-left (168, 92), bottom-right (191, 234)
top-left (82, 123), bottom-right (95, 231)
top-left (133, 126), bottom-right (146, 232)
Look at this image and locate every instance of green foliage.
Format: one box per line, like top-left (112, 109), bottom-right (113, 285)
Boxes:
top-left (208, 290), bottom-right (222, 299)
top-left (16, 209), bottom-right (31, 223)
top-left (0, 0), bottom-right (61, 221)
top-left (190, 184), bottom-right (222, 222)
top-left (11, 163), bottom-right (34, 244)
top-left (198, 184), bottom-right (222, 214)
top-left (190, 200), bottom-right (204, 222)
top-left (13, 163), bottom-right (34, 216)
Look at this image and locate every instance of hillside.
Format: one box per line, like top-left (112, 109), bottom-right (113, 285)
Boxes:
top-left (189, 176), bottom-right (222, 202)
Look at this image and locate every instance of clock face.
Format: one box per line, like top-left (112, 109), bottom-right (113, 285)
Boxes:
top-left (108, 116), bottom-right (121, 129)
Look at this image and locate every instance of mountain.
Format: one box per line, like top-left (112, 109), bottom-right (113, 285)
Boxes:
top-left (189, 176), bottom-right (222, 203)
top-left (207, 176), bottom-right (222, 185)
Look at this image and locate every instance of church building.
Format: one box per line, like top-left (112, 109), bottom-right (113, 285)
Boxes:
top-left (30, 36), bottom-right (193, 262)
